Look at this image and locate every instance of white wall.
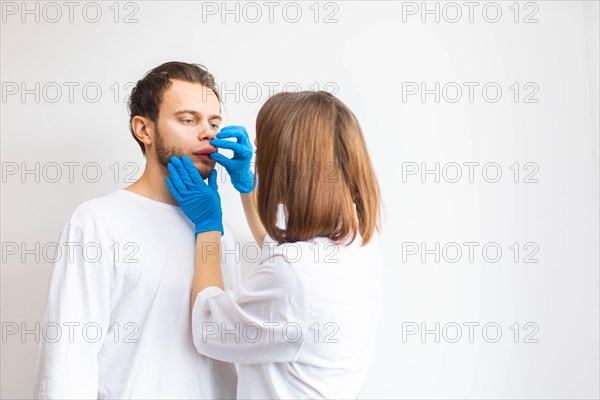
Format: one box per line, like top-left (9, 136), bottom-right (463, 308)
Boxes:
top-left (1, 1), bottom-right (598, 398)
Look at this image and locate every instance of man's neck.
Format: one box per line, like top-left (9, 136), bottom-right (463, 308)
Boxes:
top-left (124, 161), bottom-right (179, 206)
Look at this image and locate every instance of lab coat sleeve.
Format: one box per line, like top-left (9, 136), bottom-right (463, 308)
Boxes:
top-left (33, 223), bottom-right (112, 399)
top-left (192, 254), bottom-right (309, 365)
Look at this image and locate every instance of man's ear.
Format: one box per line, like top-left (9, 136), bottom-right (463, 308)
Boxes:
top-left (131, 116), bottom-right (155, 149)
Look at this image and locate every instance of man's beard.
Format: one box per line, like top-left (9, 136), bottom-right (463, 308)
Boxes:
top-left (154, 127), bottom-right (212, 179)
top-left (154, 127), bottom-right (182, 168)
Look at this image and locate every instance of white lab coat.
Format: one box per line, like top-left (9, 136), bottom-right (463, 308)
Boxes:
top-left (192, 227), bottom-right (383, 399)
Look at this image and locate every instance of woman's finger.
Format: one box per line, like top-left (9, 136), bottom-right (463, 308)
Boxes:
top-left (210, 152), bottom-right (233, 169)
top-left (210, 139), bottom-right (245, 154)
top-left (167, 161), bottom-right (188, 194)
top-left (170, 156), bottom-right (194, 188)
top-left (216, 126), bottom-right (247, 143)
top-left (181, 155), bottom-right (203, 185)
top-left (208, 169), bottom-right (218, 191)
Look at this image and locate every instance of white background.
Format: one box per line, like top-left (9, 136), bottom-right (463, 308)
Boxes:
top-left (1, 1), bottom-right (599, 398)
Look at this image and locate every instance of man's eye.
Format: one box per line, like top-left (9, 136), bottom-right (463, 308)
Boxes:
top-left (182, 119), bottom-right (195, 124)
top-left (211, 124), bottom-right (220, 129)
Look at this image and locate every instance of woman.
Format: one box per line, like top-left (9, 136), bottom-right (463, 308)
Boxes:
top-left (166, 91), bottom-right (383, 399)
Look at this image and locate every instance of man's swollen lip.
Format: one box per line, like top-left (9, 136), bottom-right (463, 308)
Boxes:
top-left (192, 145), bottom-right (218, 156)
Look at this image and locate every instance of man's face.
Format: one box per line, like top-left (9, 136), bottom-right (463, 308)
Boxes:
top-left (152, 79), bottom-right (221, 179)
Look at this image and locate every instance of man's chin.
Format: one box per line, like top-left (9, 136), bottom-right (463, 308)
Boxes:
top-left (193, 160), bottom-right (216, 180)
top-left (157, 154), bottom-right (215, 180)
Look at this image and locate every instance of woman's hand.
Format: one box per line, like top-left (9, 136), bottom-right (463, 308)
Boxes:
top-left (165, 155), bottom-right (224, 237)
top-left (210, 125), bottom-right (256, 194)
top-left (210, 126), bottom-right (266, 245)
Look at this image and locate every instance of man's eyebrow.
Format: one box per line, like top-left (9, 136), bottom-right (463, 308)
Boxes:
top-left (174, 110), bottom-right (222, 121)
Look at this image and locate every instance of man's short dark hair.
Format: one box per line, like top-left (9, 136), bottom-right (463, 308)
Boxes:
top-left (128, 61), bottom-right (221, 156)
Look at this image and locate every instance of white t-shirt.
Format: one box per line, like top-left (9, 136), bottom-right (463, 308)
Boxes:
top-left (34, 189), bottom-right (241, 399)
top-left (192, 228), bottom-right (383, 399)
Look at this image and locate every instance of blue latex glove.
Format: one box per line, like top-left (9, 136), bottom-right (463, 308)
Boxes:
top-left (210, 125), bottom-right (255, 194)
top-left (165, 155), bottom-right (223, 237)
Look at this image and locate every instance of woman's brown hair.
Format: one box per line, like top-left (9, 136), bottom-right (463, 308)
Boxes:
top-left (255, 91), bottom-right (381, 246)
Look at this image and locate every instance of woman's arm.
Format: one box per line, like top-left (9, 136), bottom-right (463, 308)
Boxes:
top-left (163, 156), bottom-right (226, 313)
top-left (240, 191), bottom-right (266, 247)
top-left (191, 230), bottom-right (224, 310)
top-left (191, 254), bottom-right (308, 364)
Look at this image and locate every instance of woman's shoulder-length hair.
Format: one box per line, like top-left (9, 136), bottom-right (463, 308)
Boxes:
top-left (255, 90), bottom-right (382, 247)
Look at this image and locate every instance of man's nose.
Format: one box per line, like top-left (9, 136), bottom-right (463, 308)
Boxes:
top-left (198, 122), bottom-right (216, 141)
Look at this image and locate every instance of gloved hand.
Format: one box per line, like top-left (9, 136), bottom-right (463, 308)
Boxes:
top-left (210, 125), bottom-right (256, 194)
top-left (165, 155), bottom-right (223, 237)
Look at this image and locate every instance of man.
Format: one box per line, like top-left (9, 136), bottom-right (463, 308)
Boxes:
top-left (33, 62), bottom-right (240, 399)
